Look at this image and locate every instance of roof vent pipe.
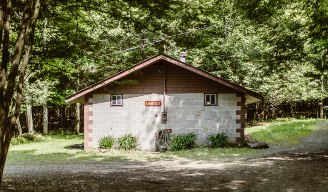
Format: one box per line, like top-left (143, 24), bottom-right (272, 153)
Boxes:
top-left (179, 52), bottom-right (187, 63)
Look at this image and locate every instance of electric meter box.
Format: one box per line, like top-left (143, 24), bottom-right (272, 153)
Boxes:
top-left (162, 112), bottom-right (167, 121)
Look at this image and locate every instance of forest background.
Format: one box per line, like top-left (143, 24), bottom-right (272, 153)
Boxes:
top-left (1, 0), bottom-right (328, 180)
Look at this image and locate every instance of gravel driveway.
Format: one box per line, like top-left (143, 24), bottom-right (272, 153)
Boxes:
top-left (1, 122), bottom-right (328, 191)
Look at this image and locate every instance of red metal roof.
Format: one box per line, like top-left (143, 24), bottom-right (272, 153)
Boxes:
top-left (65, 54), bottom-right (263, 103)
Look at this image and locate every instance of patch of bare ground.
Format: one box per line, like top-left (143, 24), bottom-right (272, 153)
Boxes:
top-left (1, 123), bottom-right (328, 191)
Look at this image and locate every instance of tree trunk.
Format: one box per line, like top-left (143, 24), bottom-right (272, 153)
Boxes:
top-left (61, 105), bottom-right (65, 129)
top-left (26, 104), bottom-right (34, 134)
top-left (320, 99), bottom-right (324, 119)
top-left (0, 0), bottom-right (41, 182)
top-left (16, 117), bottom-right (22, 135)
top-left (75, 103), bottom-right (80, 134)
top-left (261, 101), bottom-right (265, 120)
top-left (43, 103), bottom-right (48, 135)
top-left (255, 102), bottom-right (259, 120)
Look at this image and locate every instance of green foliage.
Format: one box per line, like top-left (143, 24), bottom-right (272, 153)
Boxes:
top-left (117, 134), bottom-right (138, 150)
top-left (99, 136), bottom-right (115, 149)
top-left (169, 133), bottom-right (197, 151)
top-left (10, 134), bottom-right (46, 145)
top-left (208, 133), bottom-right (229, 148)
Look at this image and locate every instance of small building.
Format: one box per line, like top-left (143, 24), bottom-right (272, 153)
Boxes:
top-left (65, 54), bottom-right (263, 151)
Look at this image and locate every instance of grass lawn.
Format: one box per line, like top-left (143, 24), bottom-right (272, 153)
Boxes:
top-left (7, 133), bottom-right (258, 164)
top-left (246, 118), bottom-right (326, 146)
top-left (7, 118), bottom-right (325, 164)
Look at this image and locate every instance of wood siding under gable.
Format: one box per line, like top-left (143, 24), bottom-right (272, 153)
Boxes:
top-left (95, 62), bottom-right (164, 94)
top-left (91, 61), bottom-right (241, 95)
top-left (165, 63), bottom-right (238, 94)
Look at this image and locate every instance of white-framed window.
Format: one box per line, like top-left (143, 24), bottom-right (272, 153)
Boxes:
top-left (111, 95), bottom-right (122, 106)
top-left (204, 94), bottom-right (217, 106)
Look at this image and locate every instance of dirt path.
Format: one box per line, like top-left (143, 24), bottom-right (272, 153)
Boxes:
top-left (1, 126), bottom-right (328, 191)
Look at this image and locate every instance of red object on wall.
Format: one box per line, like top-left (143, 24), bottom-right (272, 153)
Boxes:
top-left (145, 101), bottom-right (161, 106)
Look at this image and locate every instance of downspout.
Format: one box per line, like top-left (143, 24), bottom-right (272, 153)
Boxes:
top-left (164, 61), bottom-right (166, 112)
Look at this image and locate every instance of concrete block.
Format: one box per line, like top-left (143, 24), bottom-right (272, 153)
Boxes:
top-left (208, 111), bottom-right (217, 116)
top-left (101, 120), bottom-right (111, 125)
top-left (228, 137), bottom-right (236, 142)
top-left (110, 107), bottom-right (124, 112)
top-left (184, 98), bottom-right (194, 102)
top-left (115, 116), bottom-right (124, 121)
top-left (218, 101), bottom-right (227, 106)
top-left (92, 128), bottom-right (102, 134)
top-left (124, 120), bottom-right (137, 125)
top-left (227, 111), bottom-right (236, 116)
top-left (181, 110), bottom-right (190, 115)
top-left (232, 132), bottom-right (241, 138)
top-left (218, 111), bottom-right (228, 116)
top-left (205, 115), bottom-right (214, 120)
top-left (137, 102), bottom-right (144, 107)
top-left (93, 120), bottom-right (102, 125)
top-left (96, 124), bottom-right (105, 129)
top-left (118, 111), bottom-right (128, 116)
top-left (97, 115), bottom-right (106, 121)
top-left (191, 111), bottom-right (200, 116)
top-left (226, 101), bottom-right (236, 107)
top-left (179, 124), bottom-right (194, 129)
top-left (185, 120), bottom-right (197, 125)
top-left (101, 102), bottom-right (111, 107)
top-left (88, 124), bottom-right (96, 129)
top-left (113, 120), bottom-right (125, 124)
top-left (123, 127), bottom-right (137, 134)
top-left (204, 106), bottom-right (214, 111)
top-left (182, 102), bottom-right (202, 107)
top-left (185, 115), bottom-right (196, 120)
top-left (234, 106), bottom-right (241, 111)
top-left (167, 124), bottom-right (178, 129)
top-left (101, 128), bottom-right (113, 134)
top-left (132, 124), bottom-right (144, 130)
top-left (218, 94), bottom-right (228, 101)
top-left (172, 120), bottom-right (181, 124)
top-left (188, 128), bottom-right (200, 134)
top-left (227, 128), bottom-right (236, 133)
top-left (180, 93), bottom-right (191, 98)
top-left (171, 128), bottom-right (185, 134)
top-left (127, 103), bottom-right (137, 108)
top-left (185, 106), bottom-right (205, 111)
top-left (126, 111), bottom-right (136, 116)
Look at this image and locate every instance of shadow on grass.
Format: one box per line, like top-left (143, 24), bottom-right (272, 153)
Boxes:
top-left (63, 144), bottom-right (84, 150)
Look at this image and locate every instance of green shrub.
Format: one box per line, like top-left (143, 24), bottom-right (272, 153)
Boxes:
top-left (99, 136), bottom-right (115, 149)
top-left (169, 133), bottom-right (197, 151)
top-left (208, 132), bottom-right (228, 148)
top-left (11, 133), bottom-right (45, 145)
top-left (117, 134), bottom-right (138, 150)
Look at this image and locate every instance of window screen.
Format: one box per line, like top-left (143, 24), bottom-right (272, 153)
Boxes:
top-left (111, 95), bottom-right (122, 106)
top-left (205, 94), bottom-right (217, 105)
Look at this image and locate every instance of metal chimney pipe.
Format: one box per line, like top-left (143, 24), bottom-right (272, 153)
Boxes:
top-left (179, 52), bottom-right (187, 63)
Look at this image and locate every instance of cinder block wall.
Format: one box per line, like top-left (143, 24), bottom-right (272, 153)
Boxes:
top-left (87, 93), bottom-right (241, 151)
